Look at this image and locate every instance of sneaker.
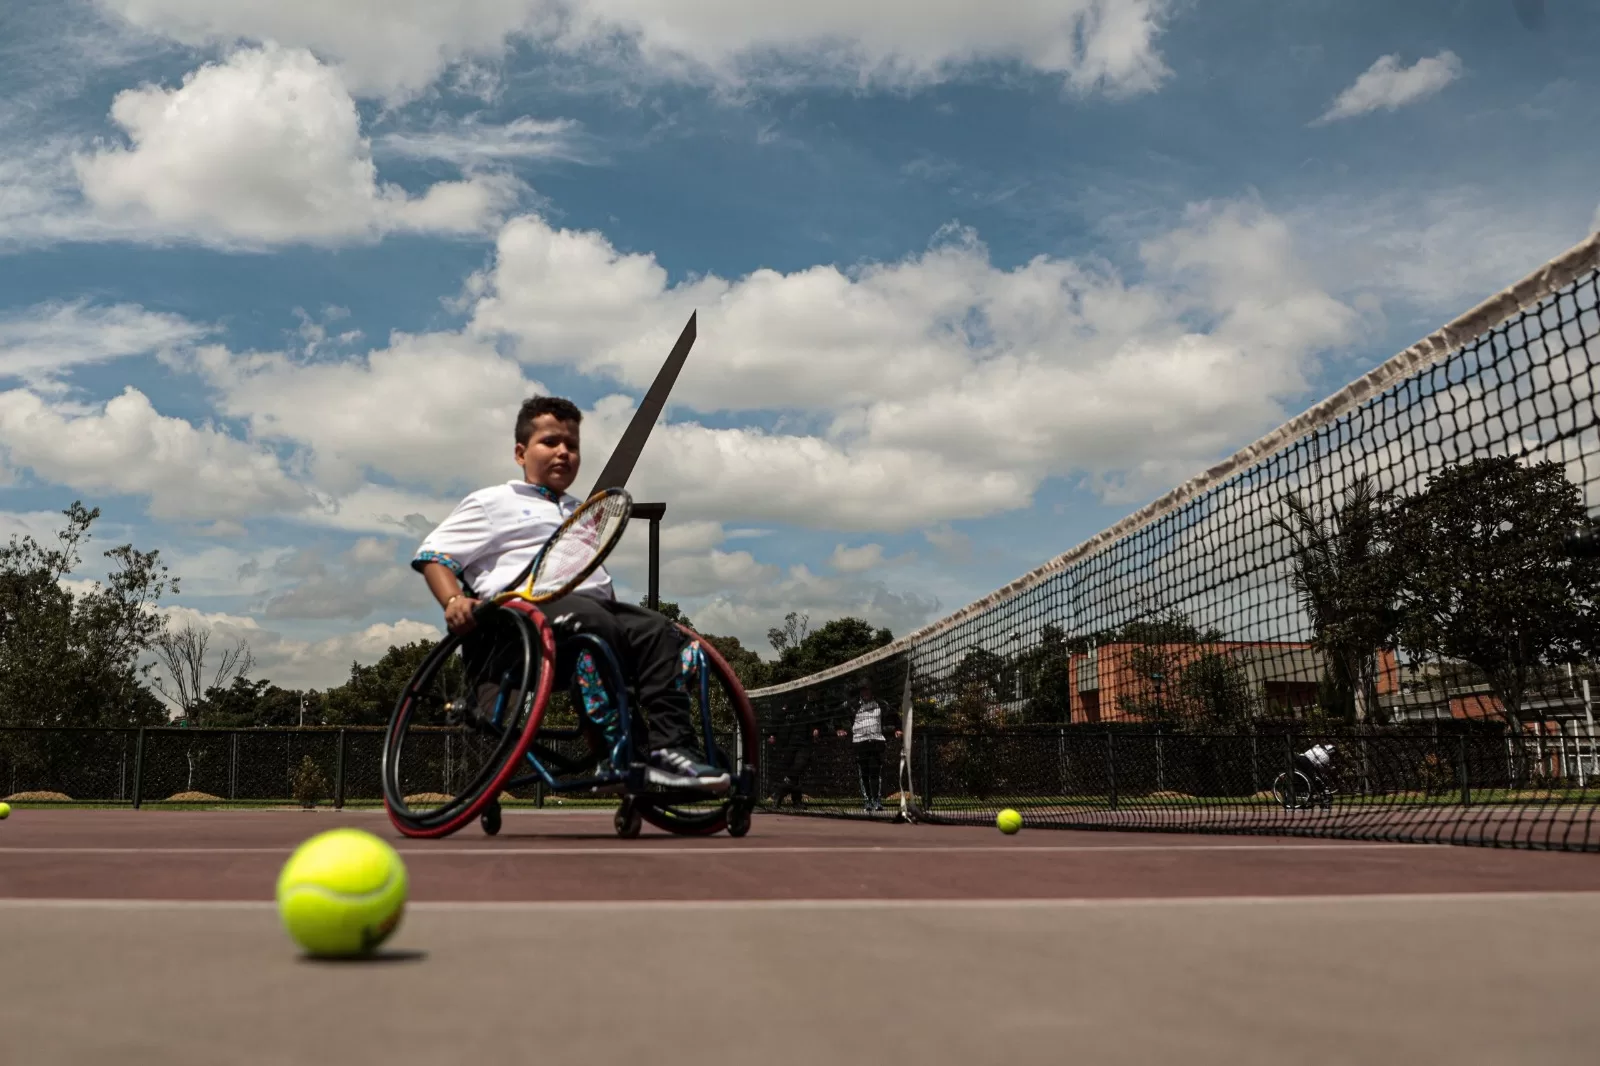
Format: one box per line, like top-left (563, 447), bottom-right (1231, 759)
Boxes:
top-left (646, 748), bottom-right (731, 793)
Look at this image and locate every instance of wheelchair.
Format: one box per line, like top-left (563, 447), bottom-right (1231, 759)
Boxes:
top-left (379, 598), bottom-right (759, 840)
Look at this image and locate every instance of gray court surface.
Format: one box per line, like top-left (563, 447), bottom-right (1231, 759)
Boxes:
top-left (3, 892), bottom-right (1596, 1066)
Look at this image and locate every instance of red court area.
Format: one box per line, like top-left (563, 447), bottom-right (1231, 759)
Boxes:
top-left (6, 809), bottom-right (1600, 1066)
top-left (3, 807), bottom-right (1599, 903)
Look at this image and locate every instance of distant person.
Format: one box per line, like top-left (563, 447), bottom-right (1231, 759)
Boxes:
top-left (766, 699), bottom-right (818, 808)
top-left (838, 680), bottom-right (901, 811)
top-left (1296, 741), bottom-right (1337, 810)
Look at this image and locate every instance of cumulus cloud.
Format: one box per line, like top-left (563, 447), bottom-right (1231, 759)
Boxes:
top-left (73, 45), bottom-right (515, 248)
top-left (378, 116), bottom-right (584, 166)
top-left (1315, 51), bottom-right (1462, 124)
top-left (157, 605), bottom-right (442, 689)
top-left (95, 0), bottom-right (1173, 99)
top-left (193, 330), bottom-right (546, 496)
top-left (690, 564), bottom-right (939, 654)
top-left (0, 386), bottom-right (313, 521)
top-left (0, 300), bottom-right (210, 384)
top-left (469, 201), bottom-right (1360, 526)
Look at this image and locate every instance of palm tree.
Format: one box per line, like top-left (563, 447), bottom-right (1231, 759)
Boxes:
top-left (1271, 477), bottom-right (1398, 724)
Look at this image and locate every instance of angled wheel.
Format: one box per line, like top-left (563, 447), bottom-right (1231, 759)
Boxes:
top-left (632, 625), bottom-right (761, 838)
top-left (727, 800), bottom-right (752, 838)
top-left (1272, 770), bottom-right (1314, 811)
top-left (382, 603), bottom-right (555, 838)
top-left (615, 800), bottom-right (643, 839)
top-left (481, 799), bottom-right (503, 836)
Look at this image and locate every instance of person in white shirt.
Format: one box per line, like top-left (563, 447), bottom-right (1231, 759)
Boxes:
top-left (411, 396), bottom-right (729, 794)
top-left (1295, 742), bottom-right (1337, 810)
top-left (836, 679), bottom-right (900, 811)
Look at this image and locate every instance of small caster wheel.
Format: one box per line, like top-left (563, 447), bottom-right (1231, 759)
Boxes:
top-left (481, 800), bottom-right (502, 836)
top-left (727, 802), bottom-right (752, 838)
top-left (615, 802), bottom-right (643, 839)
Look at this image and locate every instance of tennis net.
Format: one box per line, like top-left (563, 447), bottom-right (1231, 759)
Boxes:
top-left (747, 232), bottom-right (1600, 852)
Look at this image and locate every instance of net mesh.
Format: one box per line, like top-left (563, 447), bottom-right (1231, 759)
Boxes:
top-left (747, 232), bottom-right (1600, 851)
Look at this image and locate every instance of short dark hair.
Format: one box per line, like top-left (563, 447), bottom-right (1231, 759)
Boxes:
top-left (516, 396), bottom-right (583, 445)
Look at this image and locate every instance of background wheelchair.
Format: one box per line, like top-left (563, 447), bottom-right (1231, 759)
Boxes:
top-left (380, 598), bottom-right (759, 840)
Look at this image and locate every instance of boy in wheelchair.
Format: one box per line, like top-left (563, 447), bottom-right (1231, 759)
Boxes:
top-left (410, 395), bottom-right (730, 794)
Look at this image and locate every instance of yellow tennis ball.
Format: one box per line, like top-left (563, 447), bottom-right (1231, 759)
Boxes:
top-left (276, 828), bottom-right (408, 958)
top-left (0, 802), bottom-right (10, 820)
top-left (996, 808), bottom-right (1022, 835)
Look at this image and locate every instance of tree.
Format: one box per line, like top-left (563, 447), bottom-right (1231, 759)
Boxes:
top-left (1389, 456), bottom-right (1600, 729)
top-left (149, 622), bottom-right (254, 725)
top-left (765, 616), bottom-right (893, 685)
top-left (321, 640), bottom-right (440, 726)
top-left (1272, 477), bottom-right (1397, 724)
top-left (1018, 625), bottom-right (1072, 724)
top-left (0, 502), bottom-right (174, 729)
top-left (697, 633), bottom-right (768, 691)
top-left (767, 612), bottom-right (810, 656)
top-left (646, 599), bottom-right (693, 628)
top-left (1177, 650), bottom-right (1257, 729)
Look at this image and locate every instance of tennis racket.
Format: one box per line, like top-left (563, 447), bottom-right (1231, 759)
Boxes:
top-left (490, 488), bottom-right (633, 607)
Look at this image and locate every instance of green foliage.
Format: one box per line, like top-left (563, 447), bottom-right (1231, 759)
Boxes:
top-left (291, 755), bottom-right (329, 808)
top-left (1177, 651), bottom-right (1257, 729)
top-left (196, 676), bottom-right (318, 728)
top-left (1017, 625), bottom-right (1072, 724)
top-left (0, 502), bottom-right (174, 729)
top-left (321, 641), bottom-right (439, 726)
top-left (1390, 456), bottom-right (1600, 723)
top-left (765, 616), bottom-right (894, 685)
top-left (939, 681), bottom-right (1005, 799)
top-left (1273, 477), bottom-right (1397, 725)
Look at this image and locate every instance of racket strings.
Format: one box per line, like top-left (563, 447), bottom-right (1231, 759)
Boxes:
top-left (529, 495), bottom-right (630, 597)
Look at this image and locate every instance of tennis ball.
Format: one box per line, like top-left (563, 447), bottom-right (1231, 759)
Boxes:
top-left (276, 828), bottom-right (408, 958)
top-left (996, 808), bottom-right (1023, 835)
top-left (0, 802), bottom-right (10, 819)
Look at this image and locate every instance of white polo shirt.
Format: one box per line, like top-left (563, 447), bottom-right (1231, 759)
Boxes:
top-left (411, 480), bottom-right (614, 601)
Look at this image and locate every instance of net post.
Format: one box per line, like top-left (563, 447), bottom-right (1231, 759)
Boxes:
top-left (334, 728), bottom-right (347, 810)
top-left (634, 502), bottom-right (667, 612)
top-left (131, 726), bottom-right (146, 810)
top-left (1458, 732), bottom-right (1471, 807)
top-left (1106, 731), bottom-right (1118, 811)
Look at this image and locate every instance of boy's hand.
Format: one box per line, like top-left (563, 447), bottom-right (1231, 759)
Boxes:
top-left (445, 595), bottom-right (481, 633)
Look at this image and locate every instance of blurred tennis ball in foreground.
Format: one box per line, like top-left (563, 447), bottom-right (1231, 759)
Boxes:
top-left (276, 828), bottom-right (408, 958)
top-left (996, 808), bottom-right (1022, 834)
top-left (0, 802), bottom-right (10, 819)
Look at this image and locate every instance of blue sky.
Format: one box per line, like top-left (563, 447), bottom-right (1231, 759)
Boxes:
top-left (1, 0), bottom-right (1596, 690)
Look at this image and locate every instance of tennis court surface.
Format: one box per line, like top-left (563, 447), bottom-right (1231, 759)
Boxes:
top-left (3, 809), bottom-right (1598, 1065)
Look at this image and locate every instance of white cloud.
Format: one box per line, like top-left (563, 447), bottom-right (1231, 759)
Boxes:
top-left (157, 605), bottom-right (442, 689)
top-left (378, 116), bottom-right (583, 166)
top-left (0, 386), bottom-right (313, 521)
top-left (469, 201), bottom-right (1360, 527)
top-left (690, 564), bottom-right (938, 654)
top-left (95, 0), bottom-right (1173, 99)
top-left (829, 542), bottom-right (912, 573)
top-left (73, 45), bottom-right (515, 248)
top-left (0, 300), bottom-right (209, 384)
top-left (1315, 51), bottom-right (1462, 124)
top-left (193, 331), bottom-right (545, 496)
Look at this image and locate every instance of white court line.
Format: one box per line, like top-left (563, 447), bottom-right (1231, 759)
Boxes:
top-left (0, 891), bottom-right (1596, 913)
top-left (0, 843), bottom-right (1432, 857)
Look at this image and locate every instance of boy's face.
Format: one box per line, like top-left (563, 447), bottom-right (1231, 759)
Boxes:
top-left (515, 414), bottom-right (581, 494)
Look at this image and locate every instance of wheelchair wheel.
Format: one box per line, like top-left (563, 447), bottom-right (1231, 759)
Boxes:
top-left (727, 800), bottom-right (753, 838)
top-left (615, 800), bottom-right (643, 839)
top-left (481, 799), bottom-right (502, 836)
top-left (633, 625), bottom-right (761, 838)
top-left (1272, 770), bottom-right (1314, 810)
top-left (382, 603), bottom-right (556, 839)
